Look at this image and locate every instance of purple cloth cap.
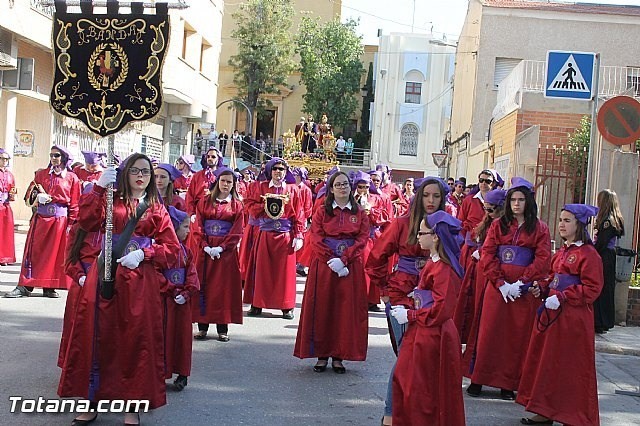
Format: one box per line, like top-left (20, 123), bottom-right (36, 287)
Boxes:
top-left (213, 166), bottom-right (237, 179)
top-left (0, 148), bottom-right (11, 159)
top-left (563, 204), bottom-right (598, 225)
top-left (454, 180), bottom-right (464, 186)
top-left (352, 170), bottom-right (379, 194)
top-left (167, 206), bottom-right (188, 230)
top-left (156, 163), bottom-right (182, 181)
top-left (52, 145), bottom-right (72, 165)
top-left (292, 166), bottom-right (309, 181)
top-left (200, 147), bottom-right (225, 169)
top-left (82, 151), bottom-right (103, 165)
top-left (414, 176), bottom-right (450, 195)
top-left (265, 157), bottom-right (295, 184)
top-left (510, 176), bottom-right (534, 193)
top-left (425, 211), bottom-right (464, 278)
top-left (484, 189), bottom-right (507, 206)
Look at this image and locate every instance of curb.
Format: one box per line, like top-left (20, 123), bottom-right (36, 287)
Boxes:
top-left (596, 341), bottom-right (640, 357)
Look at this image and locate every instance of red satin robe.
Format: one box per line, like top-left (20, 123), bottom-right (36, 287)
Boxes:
top-left (393, 259), bottom-right (465, 426)
top-left (238, 181), bottom-right (261, 280)
top-left (516, 242), bottom-right (602, 425)
top-left (295, 182), bottom-right (313, 262)
top-left (445, 192), bottom-right (464, 218)
top-left (294, 203), bottom-right (369, 360)
top-left (19, 168), bottom-right (81, 289)
top-left (462, 219), bottom-right (551, 391)
top-left (360, 192), bottom-right (392, 304)
top-left (185, 169), bottom-right (217, 215)
top-left (174, 172), bottom-right (193, 194)
top-left (73, 165), bottom-right (102, 186)
top-left (192, 196), bottom-right (244, 325)
top-left (0, 168), bottom-right (16, 263)
top-left (58, 185), bottom-right (181, 409)
top-left (296, 193), bottom-right (327, 268)
top-left (163, 193), bottom-right (186, 211)
top-left (242, 181), bottom-right (304, 310)
top-left (458, 193), bottom-right (485, 270)
top-left (453, 241), bottom-right (484, 344)
top-left (163, 242), bottom-right (200, 378)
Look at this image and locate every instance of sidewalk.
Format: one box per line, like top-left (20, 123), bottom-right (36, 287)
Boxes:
top-left (596, 327), bottom-right (640, 356)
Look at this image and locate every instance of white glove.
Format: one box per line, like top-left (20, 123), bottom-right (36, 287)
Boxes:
top-left (116, 249), bottom-right (144, 269)
top-left (37, 193), bottom-right (51, 204)
top-left (96, 167), bottom-right (117, 188)
top-left (471, 250), bottom-right (480, 260)
top-left (337, 267), bottom-right (349, 277)
top-left (390, 305), bottom-right (409, 325)
top-left (545, 294), bottom-right (561, 310)
top-left (499, 283), bottom-right (516, 303)
top-left (190, 214), bottom-right (196, 223)
top-left (78, 276), bottom-right (86, 287)
top-left (204, 246), bottom-right (222, 260)
top-left (326, 257), bottom-right (346, 273)
top-left (174, 294), bottom-right (186, 305)
top-left (292, 237), bottom-right (304, 252)
top-left (508, 282), bottom-right (522, 300)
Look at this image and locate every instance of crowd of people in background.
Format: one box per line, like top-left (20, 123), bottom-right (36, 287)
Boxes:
top-left (0, 143), bottom-right (625, 426)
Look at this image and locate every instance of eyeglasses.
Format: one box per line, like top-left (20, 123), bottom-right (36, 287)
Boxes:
top-left (483, 207), bottom-right (495, 213)
top-left (272, 166), bottom-right (286, 171)
top-left (128, 167), bottom-right (152, 176)
top-left (357, 184), bottom-right (369, 189)
top-left (333, 182), bottom-right (350, 189)
top-left (417, 231), bottom-right (435, 237)
top-left (478, 178), bottom-right (493, 184)
top-left (49, 153), bottom-right (62, 158)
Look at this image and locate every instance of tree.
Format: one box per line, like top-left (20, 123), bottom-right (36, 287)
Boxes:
top-left (228, 0), bottom-right (296, 135)
top-left (564, 115), bottom-right (590, 202)
top-left (296, 17), bottom-right (365, 129)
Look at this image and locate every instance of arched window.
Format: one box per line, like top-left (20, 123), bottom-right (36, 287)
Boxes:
top-left (399, 124), bottom-right (419, 156)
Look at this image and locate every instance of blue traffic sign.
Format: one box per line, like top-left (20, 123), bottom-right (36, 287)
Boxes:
top-left (545, 51), bottom-right (596, 100)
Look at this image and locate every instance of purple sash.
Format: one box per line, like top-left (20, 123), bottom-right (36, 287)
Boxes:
top-left (37, 203), bottom-right (67, 218)
top-left (549, 273), bottom-right (581, 291)
top-left (465, 233), bottom-right (479, 247)
top-left (606, 238), bottom-right (617, 250)
top-left (247, 216), bottom-right (260, 226)
top-left (369, 226), bottom-right (381, 239)
top-left (323, 238), bottom-right (355, 256)
top-left (164, 267), bottom-right (186, 286)
top-left (258, 218), bottom-right (291, 233)
top-left (413, 289), bottom-right (434, 309)
top-left (397, 255), bottom-right (428, 276)
top-left (111, 234), bottom-right (152, 253)
top-left (204, 219), bottom-right (232, 236)
top-left (80, 261), bottom-right (91, 274)
top-left (0, 192), bottom-right (8, 203)
top-left (497, 245), bottom-right (534, 266)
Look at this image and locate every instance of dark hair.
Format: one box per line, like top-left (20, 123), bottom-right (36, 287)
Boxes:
top-left (407, 178), bottom-right (446, 245)
top-left (595, 189), bottom-right (625, 235)
top-left (116, 153), bottom-right (160, 217)
top-left (209, 170), bottom-right (240, 202)
top-left (66, 227), bottom-right (88, 266)
top-left (324, 172), bottom-right (358, 216)
top-left (560, 210), bottom-right (590, 243)
top-left (474, 203), bottom-right (505, 243)
top-left (499, 187), bottom-right (537, 235)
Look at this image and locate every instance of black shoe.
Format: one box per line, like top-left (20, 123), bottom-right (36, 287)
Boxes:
top-left (520, 417), bottom-right (553, 425)
top-left (247, 306), bottom-right (262, 316)
top-left (500, 389), bottom-right (516, 400)
top-left (71, 413), bottom-right (98, 426)
top-left (331, 359), bottom-right (346, 374)
top-left (595, 327), bottom-right (607, 334)
top-left (3, 286), bottom-right (30, 298)
top-left (368, 303), bottom-right (382, 312)
top-left (466, 383), bottom-right (482, 397)
top-left (43, 289), bottom-right (60, 298)
top-left (217, 333), bottom-right (230, 342)
top-left (313, 359), bottom-right (328, 372)
top-left (173, 375), bottom-right (188, 391)
top-left (282, 309), bottom-right (294, 320)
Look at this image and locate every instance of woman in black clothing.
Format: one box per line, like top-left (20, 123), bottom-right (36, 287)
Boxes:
top-left (593, 189), bottom-right (625, 334)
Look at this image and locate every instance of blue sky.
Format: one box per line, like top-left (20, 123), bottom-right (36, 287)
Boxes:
top-left (342, 0), bottom-right (640, 45)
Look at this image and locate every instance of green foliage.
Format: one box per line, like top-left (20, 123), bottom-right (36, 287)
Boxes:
top-left (564, 115), bottom-right (591, 202)
top-left (296, 16), bottom-right (365, 129)
top-left (228, 0), bottom-right (296, 129)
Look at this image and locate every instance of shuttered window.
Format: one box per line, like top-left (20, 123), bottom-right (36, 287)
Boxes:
top-left (494, 57), bottom-right (522, 88)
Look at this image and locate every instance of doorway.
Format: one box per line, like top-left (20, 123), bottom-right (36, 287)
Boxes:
top-left (256, 109), bottom-right (276, 141)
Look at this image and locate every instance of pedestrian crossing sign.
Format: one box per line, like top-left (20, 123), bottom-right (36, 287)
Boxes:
top-left (545, 51), bottom-right (596, 100)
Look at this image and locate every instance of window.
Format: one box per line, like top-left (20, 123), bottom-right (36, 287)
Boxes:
top-left (405, 82), bottom-right (422, 104)
top-left (626, 67), bottom-right (640, 97)
top-left (494, 57), bottom-right (522, 88)
top-left (399, 124), bottom-right (419, 156)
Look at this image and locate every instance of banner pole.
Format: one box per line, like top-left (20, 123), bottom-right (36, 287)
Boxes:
top-left (104, 134), bottom-right (115, 284)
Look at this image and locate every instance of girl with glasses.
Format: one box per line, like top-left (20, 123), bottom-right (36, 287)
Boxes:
top-left (0, 148), bottom-right (16, 267)
top-left (58, 153), bottom-right (182, 425)
top-left (365, 176), bottom-right (448, 426)
top-left (463, 177), bottom-right (551, 401)
top-left (390, 211), bottom-right (465, 426)
top-left (294, 171), bottom-right (370, 374)
top-left (6, 146), bottom-right (81, 299)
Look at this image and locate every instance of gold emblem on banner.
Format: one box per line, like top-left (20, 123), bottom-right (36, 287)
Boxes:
top-left (261, 193), bottom-right (290, 220)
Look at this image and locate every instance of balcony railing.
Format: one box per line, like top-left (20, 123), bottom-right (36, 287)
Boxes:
top-left (30, 0), bottom-right (54, 17)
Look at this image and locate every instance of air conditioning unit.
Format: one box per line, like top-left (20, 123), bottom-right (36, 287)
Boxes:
top-left (0, 29), bottom-right (18, 71)
top-left (1, 57), bottom-right (35, 90)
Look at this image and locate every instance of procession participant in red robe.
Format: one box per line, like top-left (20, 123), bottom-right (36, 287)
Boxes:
top-left (58, 154), bottom-right (181, 425)
top-left (294, 171), bottom-right (369, 373)
top-left (185, 148), bottom-right (223, 215)
top-left (292, 167), bottom-right (313, 276)
top-left (398, 178), bottom-right (415, 217)
top-left (458, 169), bottom-right (500, 270)
top-left (376, 164), bottom-right (406, 218)
top-left (73, 151), bottom-right (105, 189)
top-left (0, 148), bottom-right (16, 266)
top-left (366, 176), bottom-right (447, 426)
top-left (363, 170), bottom-right (392, 311)
top-left (192, 167), bottom-right (244, 341)
top-left (243, 157), bottom-right (304, 319)
top-left (454, 189), bottom-right (506, 344)
top-left (517, 204), bottom-right (602, 426)
top-left (59, 185), bottom-right (103, 368)
top-left (463, 177), bottom-right (551, 400)
top-left (173, 154), bottom-right (195, 196)
top-left (445, 180), bottom-right (466, 218)
top-left (6, 145), bottom-right (81, 298)
top-left (391, 211), bottom-right (465, 426)
top-left (155, 163), bottom-right (186, 211)
top-left (163, 207), bottom-right (200, 391)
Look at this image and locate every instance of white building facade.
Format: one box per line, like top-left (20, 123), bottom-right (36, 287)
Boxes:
top-left (370, 33), bottom-right (455, 180)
